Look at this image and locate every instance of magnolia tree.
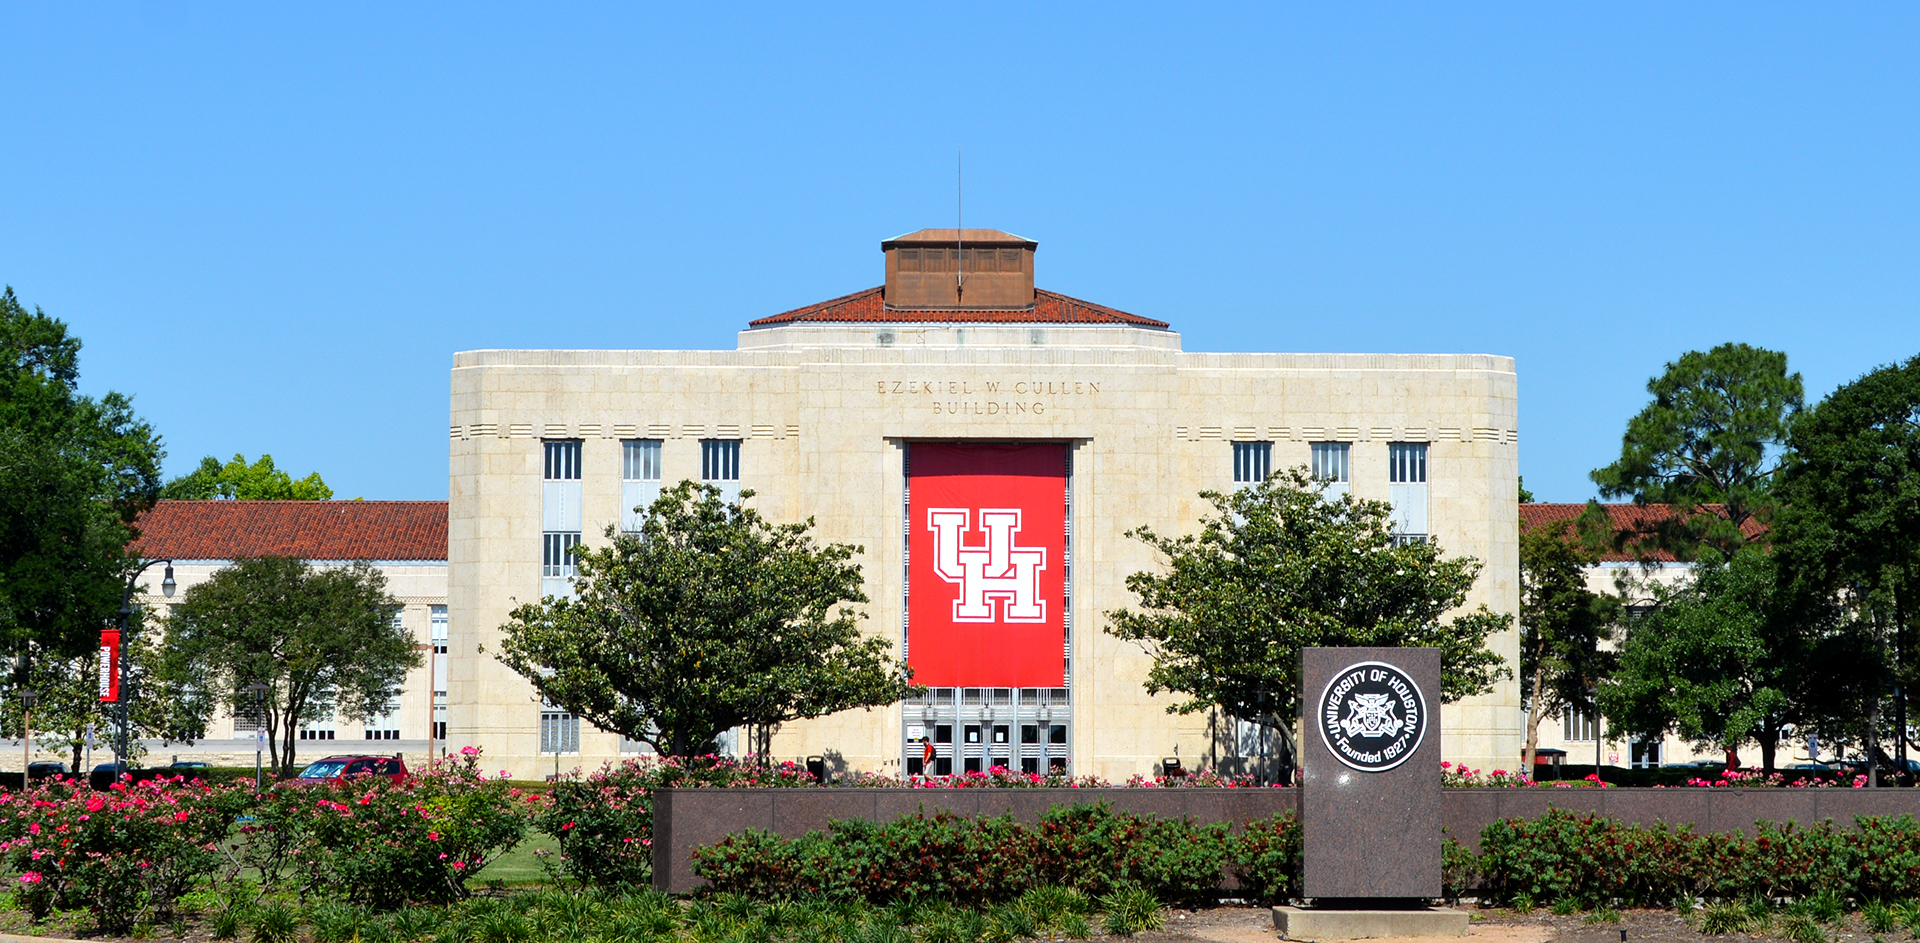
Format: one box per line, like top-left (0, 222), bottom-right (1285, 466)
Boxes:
top-left (497, 481), bottom-right (916, 758)
top-left (1105, 467), bottom-right (1510, 781)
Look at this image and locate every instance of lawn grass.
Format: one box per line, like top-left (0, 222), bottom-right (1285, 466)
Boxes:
top-left (484, 830), bottom-right (562, 886)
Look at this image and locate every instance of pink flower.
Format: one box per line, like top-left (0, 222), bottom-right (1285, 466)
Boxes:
top-left (174, 811), bottom-right (190, 822)
top-left (28, 823), bottom-right (39, 835)
top-left (428, 831), bottom-right (440, 840)
top-left (85, 795), bottom-right (105, 813)
top-left (18, 872), bottom-right (40, 884)
top-left (460, 746), bottom-right (478, 755)
top-left (450, 861), bottom-right (465, 870)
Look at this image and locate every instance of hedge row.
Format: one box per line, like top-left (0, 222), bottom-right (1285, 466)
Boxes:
top-left (1474, 809), bottom-right (1920, 907)
top-left (685, 806), bottom-right (1920, 909)
top-left (690, 806), bottom-right (1299, 906)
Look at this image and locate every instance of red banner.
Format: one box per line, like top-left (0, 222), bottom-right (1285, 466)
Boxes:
top-left (908, 443), bottom-right (1066, 687)
top-left (99, 629), bottom-right (121, 703)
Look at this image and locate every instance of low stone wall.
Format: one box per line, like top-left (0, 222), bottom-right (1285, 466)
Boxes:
top-left (651, 786), bottom-right (1920, 894)
top-left (1442, 787), bottom-right (1920, 850)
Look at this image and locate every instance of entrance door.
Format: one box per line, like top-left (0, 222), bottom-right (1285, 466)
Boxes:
top-left (906, 686), bottom-right (1069, 776)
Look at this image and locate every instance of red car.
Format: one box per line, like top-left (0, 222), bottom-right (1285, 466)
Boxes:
top-left (291, 755), bottom-right (409, 785)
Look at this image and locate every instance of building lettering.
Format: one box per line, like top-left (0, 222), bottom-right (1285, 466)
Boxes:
top-left (875, 377), bottom-right (1102, 415)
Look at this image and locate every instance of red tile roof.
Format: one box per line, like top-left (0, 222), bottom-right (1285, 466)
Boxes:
top-left (1520, 502), bottom-right (1767, 562)
top-left (131, 500), bottom-right (447, 562)
top-left (745, 286), bottom-right (1171, 329)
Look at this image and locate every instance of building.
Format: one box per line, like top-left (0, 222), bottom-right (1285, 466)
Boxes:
top-left (121, 500), bottom-right (449, 766)
top-left (448, 228), bottom-right (1523, 780)
top-left (1517, 502), bottom-right (1776, 771)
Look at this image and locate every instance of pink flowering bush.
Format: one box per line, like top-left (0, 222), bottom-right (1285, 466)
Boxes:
top-left (1680, 768), bottom-right (1866, 789)
top-left (1440, 761), bottom-right (1540, 788)
top-left (245, 748), bottom-right (532, 908)
top-left (0, 775), bottom-right (246, 933)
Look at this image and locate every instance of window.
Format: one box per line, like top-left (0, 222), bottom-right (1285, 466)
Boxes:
top-left (1388, 442), bottom-right (1430, 545)
top-left (542, 533), bottom-right (581, 579)
top-left (620, 735), bottom-right (654, 755)
top-left (1630, 739), bottom-right (1663, 769)
top-left (898, 248), bottom-right (922, 272)
top-left (621, 440), bottom-right (663, 533)
top-left (1232, 442), bottom-right (1272, 484)
top-left (1310, 442), bottom-right (1351, 498)
top-left (1563, 705), bottom-right (1597, 742)
top-left (540, 702), bottom-right (580, 755)
top-left (430, 605), bottom-right (448, 739)
top-left (298, 716), bottom-right (336, 741)
top-left (543, 441), bottom-right (583, 598)
top-left (701, 438), bottom-right (741, 503)
top-left (363, 699), bottom-right (400, 740)
top-left (701, 439), bottom-right (740, 481)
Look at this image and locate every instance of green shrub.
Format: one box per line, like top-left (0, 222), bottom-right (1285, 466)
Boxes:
top-left (1096, 886), bottom-right (1163, 937)
top-left (1228, 813), bottom-right (1300, 904)
top-left (693, 803), bottom-right (1240, 906)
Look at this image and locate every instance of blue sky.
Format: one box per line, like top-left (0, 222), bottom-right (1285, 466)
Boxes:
top-left (4, 5), bottom-right (1915, 502)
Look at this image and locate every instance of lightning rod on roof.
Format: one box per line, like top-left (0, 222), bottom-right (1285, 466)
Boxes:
top-left (956, 144), bottom-right (964, 303)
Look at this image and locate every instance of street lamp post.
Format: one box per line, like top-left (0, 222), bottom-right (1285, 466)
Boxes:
top-left (112, 560), bottom-right (174, 779)
top-left (19, 689), bottom-right (36, 783)
top-left (246, 683), bottom-right (269, 789)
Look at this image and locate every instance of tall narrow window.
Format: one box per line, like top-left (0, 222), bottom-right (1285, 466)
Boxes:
top-left (542, 441), bottom-right (583, 598)
top-left (430, 605), bottom-right (448, 741)
top-left (701, 438), bottom-right (741, 504)
top-left (1310, 442), bottom-right (1351, 499)
top-left (539, 699), bottom-right (580, 755)
top-left (621, 440), bottom-right (663, 533)
top-left (1563, 705), bottom-right (1597, 742)
top-left (1388, 442), bottom-right (1429, 545)
top-left (1232, 442), bottom-right (1272, 485)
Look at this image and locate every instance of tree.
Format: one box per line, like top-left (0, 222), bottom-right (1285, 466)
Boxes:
top-left (160, 453), bottom-right (334, 500)
top-left (1597, 546), bottom-right (1852, 772)
top-left (1104, 467), bottom-right (1510, 779)
top-left (1517, 519), bottom-right (1620, 772)
top-left (1591, 343), bottom-right (1803, 561)
top-left (0, 287), bottom-right (164, 660)
top-left (497, 480), bottom-right (915, 758)
top-left (1772, 353), bottom-right (1920, 772)
top-left (0, 618), bottom-right (204, 773)
top-left (162, 557), bottom-right (418, 777)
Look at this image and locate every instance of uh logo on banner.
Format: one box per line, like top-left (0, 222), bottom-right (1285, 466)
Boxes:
top-left (907, 443), bottom-right (1067, 688)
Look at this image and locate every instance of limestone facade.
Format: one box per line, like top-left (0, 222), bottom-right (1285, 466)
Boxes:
top-left (448, 321), bottom-right (1523, 779)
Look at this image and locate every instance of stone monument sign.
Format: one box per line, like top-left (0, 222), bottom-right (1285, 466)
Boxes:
top-left (1301, 646), bottom-right (1443, 900)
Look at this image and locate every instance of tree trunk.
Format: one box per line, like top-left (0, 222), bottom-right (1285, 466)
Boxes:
top-left (1758, 720), bottom-right (1778, 774)
top-left (1868, 696), bottom-right (1882, 789)
top-left (1523, 713), bottom-right (1540, 781)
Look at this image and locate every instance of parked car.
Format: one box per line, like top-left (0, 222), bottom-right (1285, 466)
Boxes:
top-left (26, 761), bottom-right (67, 782)
top-left (288, 755), bottom-right (408, 786)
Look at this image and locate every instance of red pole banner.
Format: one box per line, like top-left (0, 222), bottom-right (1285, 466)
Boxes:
top-left (99, 629), bottom-right (121, 703)
top-left (908, 443), bottom-right (1066, 687)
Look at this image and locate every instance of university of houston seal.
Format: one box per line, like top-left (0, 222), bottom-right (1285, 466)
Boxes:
top-left (1317, 660), bottom-right (1427, 773)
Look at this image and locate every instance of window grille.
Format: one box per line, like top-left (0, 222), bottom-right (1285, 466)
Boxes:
top-left (1310, 442), bottom-right (1350, 482)
top-left (430, 605), bottom-right (448, 655)
top-left (542, 533), bottom-right (581, 579)
top-left (540, 705), bottom-right (580, 754)
top-left (700, 439), bottom-right (741, 481)
top-left (1389, 442), bottom-right (1427, 483)
top-left (544, 440), bottom-right (582, 481)
top-left (363, 699), bottom-right (401, 740)
top-left (1232, 441), bottom-right (1273, 483)
top-left (1563, 705), bottom-right (1598, 742)
top-left (1388, 442), bottom-right (1430, 541)
top-left (623, 440), bottom-right (662, 481)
